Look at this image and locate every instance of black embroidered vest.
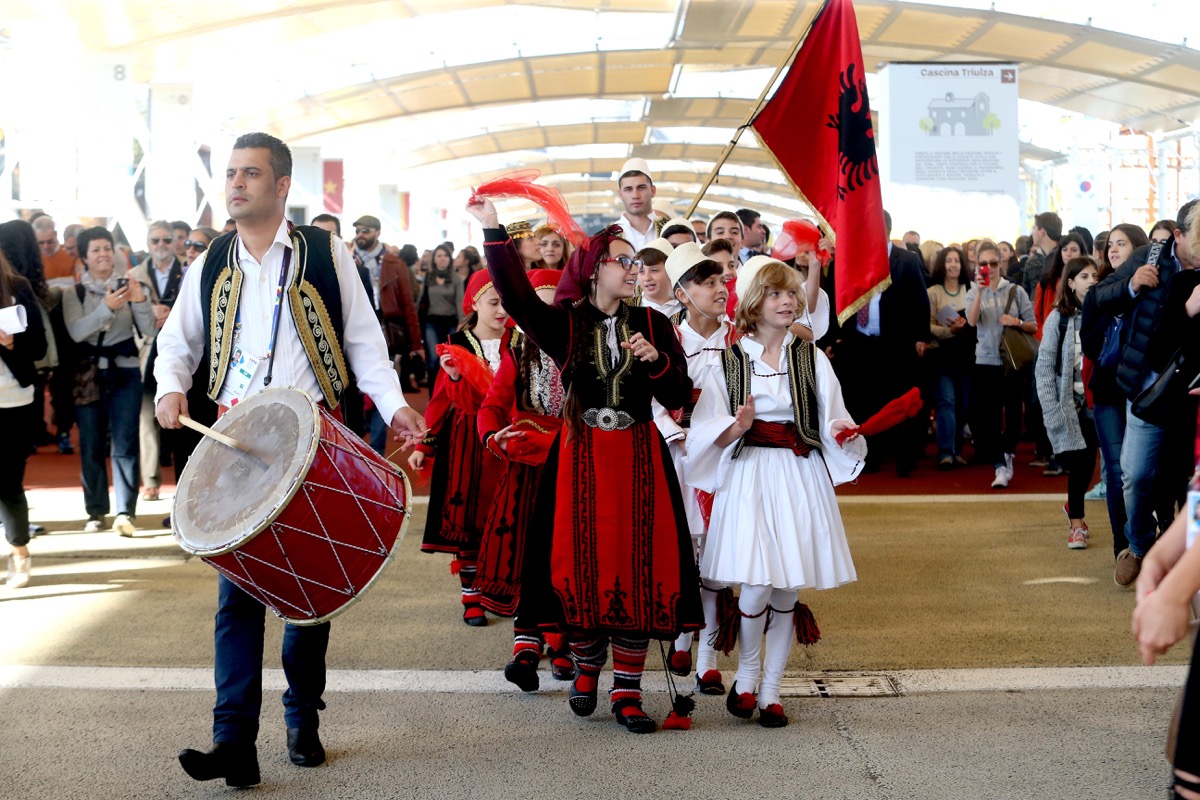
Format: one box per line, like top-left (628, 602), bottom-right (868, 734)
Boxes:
top-left (199, 225), bottom-right (349, 408)
top-left (721, 338), bottom-right (821, 458)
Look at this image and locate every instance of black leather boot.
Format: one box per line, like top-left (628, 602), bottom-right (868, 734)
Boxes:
top-left (178, 742), bottom-right (260, 787)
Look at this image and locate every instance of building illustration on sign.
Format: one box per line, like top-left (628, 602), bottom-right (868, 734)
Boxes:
top-left (920, 92), bottom-right (1000, 136)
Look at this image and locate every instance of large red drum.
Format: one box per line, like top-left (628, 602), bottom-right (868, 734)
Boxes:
top-left (172, 388), bottom-right (411, 625)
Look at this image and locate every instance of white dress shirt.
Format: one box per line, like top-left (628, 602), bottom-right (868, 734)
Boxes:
top-left (154, 219), bottom-right (408, 423)
top-left (616, 213), bottom-right (657, 252)
top-left (642, 296), bottom-right (684, 319)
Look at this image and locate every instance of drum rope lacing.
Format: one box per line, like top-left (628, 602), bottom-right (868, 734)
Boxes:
top-left (217, 418), bottom-right (409, 621)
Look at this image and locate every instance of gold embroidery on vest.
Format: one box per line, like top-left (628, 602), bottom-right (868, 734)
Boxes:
top-left (289, 280), bottom-right (349, 408)
top-left (207, 265), bottom-right (243, 400)
top-left (592, 306), bottom-right (633, 407)
top-left (788, 339), bottom-right (822, 451)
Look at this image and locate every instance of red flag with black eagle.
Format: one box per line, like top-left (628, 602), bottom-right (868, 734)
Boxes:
top-left (751, 0), bottom-right (888, 324)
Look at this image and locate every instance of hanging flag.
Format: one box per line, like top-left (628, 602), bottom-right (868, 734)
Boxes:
top-left (398, 191), bottom-right (411, 231)
top-left (322, 159), bottom-right (343, 214)
top-left (751, 0), bottom-right (888, 324)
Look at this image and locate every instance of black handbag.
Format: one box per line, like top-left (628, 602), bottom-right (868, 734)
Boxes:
top-left (1131, 345), bottom-right (1197, 426)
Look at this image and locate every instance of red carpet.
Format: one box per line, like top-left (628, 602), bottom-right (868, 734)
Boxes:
top-left (26, 389), bottom-right (1096, 498)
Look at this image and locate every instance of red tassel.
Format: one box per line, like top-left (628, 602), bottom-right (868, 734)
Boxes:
top-left (712, 593), bottom-right (742, 656)
top-left (449, 559), bottom-right (463, 576)
top-left (794, 602), bottom-right (821, 646)
top-left (663, 711), bottom-right (692, 731)
top-left (471, 170), bottom-right (589, 251)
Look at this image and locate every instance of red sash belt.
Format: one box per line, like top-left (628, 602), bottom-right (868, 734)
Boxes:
top-left (742, 420), bottom-right (812, 457)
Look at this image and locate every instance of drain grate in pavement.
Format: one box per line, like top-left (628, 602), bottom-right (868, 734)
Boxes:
top-left (778, 674), bottom-right (899, 698)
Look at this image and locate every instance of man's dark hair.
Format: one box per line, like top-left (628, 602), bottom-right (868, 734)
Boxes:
top-left (661, 222), bottom-right (694, 240)
top-left (1069, 225), bottom-right (1093, 254)
top-left (1034, 211), bottom-right (1063, 241)
top-left (170, 220), bottom-right (191, 235)
top-left (883, 209), bottom-right (892, 235)
top-left (233, 132), bottom-right (292, 180)
top-left (735, 208), bottom-right (761, 231)
top-left (77, 226), bottom-right (114, 265)
top-left (1015, 235), bottom-right (1032, 256)
top-left (311, 213), bottom-right (341, 237)
top-left (707, 211), bottom-right (742, 238)
top-left (635, 247), bottom-right (668, 267)
top-left (1177, 200), bottom-right (1199, 233)
top-left (702, 238), bottom-right (734, 257)
top-left (398, 244), bottom-right (418, 267)
top-left (619, 170), bottom-right (652, 185)
top-left (677, 260), bottom-right (723, 287)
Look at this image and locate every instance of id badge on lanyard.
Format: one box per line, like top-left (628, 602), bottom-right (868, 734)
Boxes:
top-left (216, 344), bottom-right (263, 408)
top-left (216, 242), bottom-right (292, 406)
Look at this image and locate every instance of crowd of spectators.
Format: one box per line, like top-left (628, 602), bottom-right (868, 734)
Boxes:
top-left (3, 184), bottom-right (1200, 597)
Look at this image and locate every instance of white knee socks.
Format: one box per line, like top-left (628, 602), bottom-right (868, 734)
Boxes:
top-left (758, 589), bottom-right (799, 707)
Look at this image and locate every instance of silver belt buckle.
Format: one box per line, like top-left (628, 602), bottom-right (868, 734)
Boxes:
top-left (583, 407), bottom-right (634, 431)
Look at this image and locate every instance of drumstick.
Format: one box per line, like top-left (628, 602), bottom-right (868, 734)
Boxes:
top-left (179, 414), bottom-right (247, 451)
top-left (179, 414), bottom-right (269, 470)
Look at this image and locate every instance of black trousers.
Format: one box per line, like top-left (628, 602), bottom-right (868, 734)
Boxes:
top-left (1176, 631), bottom-right (1200, 780)
top-left (0, 403), bottom-right (34, 547)
top-left (971, 364), bottom-right (1025, 468)
top-left (1060, 411), bottom-right (1099, 519)
top-left (833, 335), bottom-right (921, 471)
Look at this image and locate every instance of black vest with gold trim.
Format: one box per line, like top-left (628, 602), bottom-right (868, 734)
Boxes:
top-left (199, 225), bottom-right (350, 408)
top-left (721, 337), bottom-right (821, 458)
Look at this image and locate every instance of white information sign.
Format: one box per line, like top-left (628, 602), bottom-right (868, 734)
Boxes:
top-left (880, 63), bottom-right (1019, 193)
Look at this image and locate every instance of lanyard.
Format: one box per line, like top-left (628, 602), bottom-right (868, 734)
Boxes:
top-left (236, 238), bottom-right (292, 388)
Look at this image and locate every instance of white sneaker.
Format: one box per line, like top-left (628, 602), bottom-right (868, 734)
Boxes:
top-left (113, 514), bottom-right (136, 537)
top-left (6, 555), bottom-right (30, 589)
top-left (991, 466), bottom-right (1010, 489)
top-left (1067, 528), bottom-right (1088, 550)
top-left (5, 552), bottom-right (13, 582)
top-left (83, 517), bottom-right (103, 533)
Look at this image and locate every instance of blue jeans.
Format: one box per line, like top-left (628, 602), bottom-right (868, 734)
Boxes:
top-left (1120, 400), bottom-right (1169, 557)
top-left (423, 316), bottom-right (458, 380)
top-left (213, 575), bottom-right (331, 744)
top-left (368, 406), bottom-right (389, 456)
top-left (1093, 402), bottom-right (1128, 557)
top-left (932, 369), bottom-right (970, 459)
top-left (76, 366), bottom-right (141, 518)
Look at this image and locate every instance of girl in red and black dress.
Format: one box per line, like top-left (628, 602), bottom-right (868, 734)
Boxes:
top-left (476, 269), bottom-right (573, 691)
top-left (410, 270), bottom-right (511, 626)
top-left (469, 196), bottom-right (703, 734)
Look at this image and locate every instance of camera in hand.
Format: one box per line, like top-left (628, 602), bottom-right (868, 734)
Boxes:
top-left (115, 278), bottom-right (129, 291)
top-left (978, 265), bottom-right (990, 287)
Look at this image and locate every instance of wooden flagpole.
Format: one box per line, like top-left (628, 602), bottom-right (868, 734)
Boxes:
top-left (683, 0), bottom-right (833, 219)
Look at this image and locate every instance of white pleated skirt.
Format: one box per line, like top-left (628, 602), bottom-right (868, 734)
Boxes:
top-left (699, 446), bottom-right (856, 591)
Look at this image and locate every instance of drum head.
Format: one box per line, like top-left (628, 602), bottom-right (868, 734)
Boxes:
top-left (173, 388), bottom-right (320, 555)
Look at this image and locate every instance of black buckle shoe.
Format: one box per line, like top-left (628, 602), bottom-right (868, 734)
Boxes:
top-left (503, 652), bottom-right (540, 693)
top-left (549, 654), bottom-right (575, 682)
top-left (725, 680), bottom-right (757, 719)
top-left (568, 674), bottom-right (598, 717)
top-left (178, 742), bottom-right (260, 787)
top-left (286, 727), bottom-right (326, 767)
top-left (612, 699), bottom-right (657, 734)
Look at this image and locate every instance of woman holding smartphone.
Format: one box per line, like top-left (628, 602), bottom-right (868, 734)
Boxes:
top-left (63, 227), bottom-right (154, 535)
top-left (966, 241), bottom-right (1036, 490)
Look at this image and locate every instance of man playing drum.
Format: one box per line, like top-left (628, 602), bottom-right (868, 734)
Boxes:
top-left (155, 132), bottom-right (427, 787)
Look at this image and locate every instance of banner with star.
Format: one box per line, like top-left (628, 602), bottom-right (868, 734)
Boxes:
top-left (323, 159), bottom-right (343, 214)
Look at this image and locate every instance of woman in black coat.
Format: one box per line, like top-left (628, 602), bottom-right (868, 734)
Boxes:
top-left (0, 247), bottom-right (48, 588)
